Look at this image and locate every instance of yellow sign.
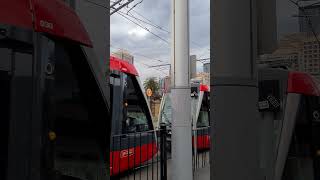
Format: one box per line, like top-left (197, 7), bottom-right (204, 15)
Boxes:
top-left (146, 88), bottom-right (153, 97)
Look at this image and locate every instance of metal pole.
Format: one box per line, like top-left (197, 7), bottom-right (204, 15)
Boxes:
top-left (160, 123), bottom-right (167, 180)
top-left (171, 0), bottom-right (193, 180)
top-left (210, 0), bottom-right (260, 180)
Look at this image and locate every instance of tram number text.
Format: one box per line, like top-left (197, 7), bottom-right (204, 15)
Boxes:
top-left (120, 148), bottom-right (134, 158)
top-left (40, 20), bottom-right (54, 30)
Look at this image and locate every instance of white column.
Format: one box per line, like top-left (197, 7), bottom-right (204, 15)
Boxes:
top-left (171, 0), bottom-right (193, 179)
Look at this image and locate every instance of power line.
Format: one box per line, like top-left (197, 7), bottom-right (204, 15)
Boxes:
top-left (127, 0), bottom-right (143, 13)
top-left (111, 0), bottom-right (135, 15)
top-left (120, 11), bottom-right (170, 33)
top-left (110, 44), bottom-right (168, 63)
top-left (289, 0), bottom-right (320, 46)
top-left (83, 0), bottom-right (109, 9)
top-left (148, 57), bottom-right (210, 68)
top-left (116, 11), bottom-right (170, 44)
top-left (127, 10), bottom-right (210, 52)
top-left (83, 0), bottom-right (209, 56)
top-left (132, 9), bottom-right (158, 26)
top-left (82, 0), bottom-right (170, 44)
top-left (110, 45), bottom-right (169, 75)
top-left (83, 0), bottom-right (210, 63)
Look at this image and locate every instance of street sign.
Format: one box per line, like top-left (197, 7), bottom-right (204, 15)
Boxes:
top-left (146, 88), bottom-right (152, 97)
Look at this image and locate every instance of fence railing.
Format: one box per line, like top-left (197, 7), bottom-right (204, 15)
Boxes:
top-left (192, 126), bottom-right (210, 171)
top-left (110, 125), bottom-right (210, 180)
top-left (110, 124), bottom-right (168, 180)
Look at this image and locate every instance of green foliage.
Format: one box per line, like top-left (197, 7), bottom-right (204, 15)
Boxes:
top-left (143, 77), bottom-right (160, 96)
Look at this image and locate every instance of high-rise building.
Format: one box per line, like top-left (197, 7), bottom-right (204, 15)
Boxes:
top-left (301, 40), bottom-right (320, 78)
top-left (193, 72), bottom-right (210, 85)
top-left (159, 76), bottom-right (171, 94)
top-left (259, 53), bottom-right (299, 70)
top-left (258, 33), bottom-right (320, 80)
top-left (203, 62), bottom-right (210, 73)
top-left (299, 5), bottom-right (320, 34)
top-left (112, 49), bottom-right (134, 64)
top-left (190, 55), bottom-right (197, 79)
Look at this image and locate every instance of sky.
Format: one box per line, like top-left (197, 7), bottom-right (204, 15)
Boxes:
top-left (110, 0), bottom-right (210, 82)
top-left (110, 0), bottom-right (313, 82)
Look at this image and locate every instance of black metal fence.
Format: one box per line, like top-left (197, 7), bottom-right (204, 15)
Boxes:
top-left (110, 124), bottom-right (168, 180)
top-left (110, 125), bottom-right (210, 180)
top-left (192, 127), bottom-right (210, 172)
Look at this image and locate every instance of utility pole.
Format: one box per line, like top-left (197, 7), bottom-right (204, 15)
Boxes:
top-left (210, 0), bottom-right (260, 180)
top-left (171, 0), bottom-right (193, 180)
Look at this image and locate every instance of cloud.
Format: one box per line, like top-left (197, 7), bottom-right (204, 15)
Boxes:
top-left (128, 27), bottom-right (148, 38)
top-left (110, 0), bottom-right (210, 81)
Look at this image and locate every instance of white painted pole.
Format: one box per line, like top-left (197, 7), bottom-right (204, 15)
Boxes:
top-left (171, 0), bottom-right (193, 179)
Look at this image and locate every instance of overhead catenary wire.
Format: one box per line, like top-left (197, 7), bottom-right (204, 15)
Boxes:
top-left (82, 0), bottom-right (210, 57)
top-left (289, 0), bottom-right (320, 46)
top-left (110, 45), bottom-right (170, 75)
top-left (82, 0), bottom-right (171, 46)
top-left (148, 57), bottom-right (210, 68)
top-left (116, 11), bottom-right (170, 44)
top-left (83, 0), bottom-right (209, 72)
top-left (127, 11), bottom-right (210, 51)
top-left (111, 0), bottom-right (135, 15)
top-left (110, 44), bottom-right (168, 63)
top-left (119, 11), bottom-right (171, 33)
top-left (127, 0), bottom-right (144, 13)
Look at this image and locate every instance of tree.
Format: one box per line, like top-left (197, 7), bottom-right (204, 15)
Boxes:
top-left (143, 77), bottom-right (160, 97)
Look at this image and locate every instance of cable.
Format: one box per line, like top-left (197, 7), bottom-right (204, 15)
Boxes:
top-left (111, 44), bottom-right (168, 63)
top-left (83, 0), bottom-right (209, 56)
top-left (116, 12), bottom-right (170, 44)
top-left (84, 0), bottom-right (210, 65)
top-left (111, 0), bottom-right (135, 15)
top-left (128, 9), bottom-right (210, 51)
top-left (82, 0), bottom-right (170, 44)
top-left (289, 0), bottom-right (320, 46)
top-left (127, 0), bottom-right (143, 13)
top-left (147, 57), bottom-right (210, 68)
top-left (83, 0), bottom-right (109, 9)
top-left (111, 45), bottom-right (170, 76)
top-left (120, 11), bottom-right (170, 33)
top-left (135, 61), bottom-right (168, 75)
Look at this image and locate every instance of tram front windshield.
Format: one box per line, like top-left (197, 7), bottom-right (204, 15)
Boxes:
top-left (124, 74), bottom-right (153, 133)
top-left (160, 91), bottom-right (210, 128)
top-left (110, 72), bottom-right (152, 135)
top-left (161, 94), bottom-right (172, 126)
top-left (197, 92), bottom-right (210, 127)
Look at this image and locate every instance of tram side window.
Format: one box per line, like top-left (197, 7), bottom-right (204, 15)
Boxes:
top-left (123, 74), bottom-right (151, 133)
